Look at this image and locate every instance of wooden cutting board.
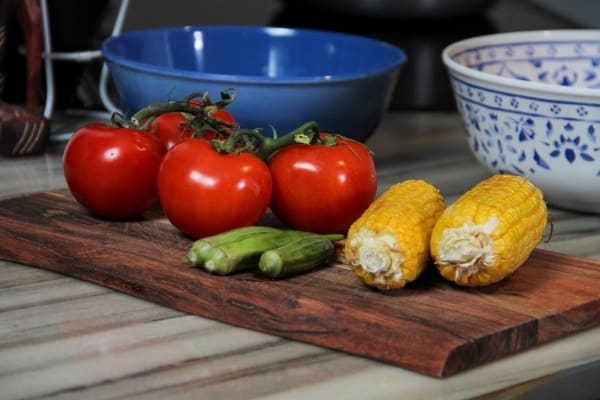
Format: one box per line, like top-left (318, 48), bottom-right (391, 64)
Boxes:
top-left (1, 190), bottom-right (600, 377)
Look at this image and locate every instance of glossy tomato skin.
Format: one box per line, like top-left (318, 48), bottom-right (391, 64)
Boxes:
top-left (148, 112), bottom-right (192, 151)
top-left (148, 107), bottom-right (237, 151)
top-left (157, 139), bottom-right (272, 239)
top-left (63, 123), bottom-right (165, 218)
top-left (269, 136), bottom-right (377, 233)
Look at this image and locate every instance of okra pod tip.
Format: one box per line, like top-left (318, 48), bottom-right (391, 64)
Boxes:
top-left (258, 251), bottom-right (285, 277)
top-left (203, 248), bottom-right (236, 275)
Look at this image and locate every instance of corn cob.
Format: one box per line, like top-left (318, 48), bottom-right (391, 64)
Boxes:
top-left (430, 174), bottom-right (547, 287)
top-left (345, 179), bottom-right (445, 290)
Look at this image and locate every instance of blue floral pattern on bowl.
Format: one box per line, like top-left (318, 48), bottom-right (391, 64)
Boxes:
top-left (449, 75), bottom-right (600, 179)
top-left (444, 31), bottom-right (600, 213)
top-left (451, 40), bottom-right (600, 89)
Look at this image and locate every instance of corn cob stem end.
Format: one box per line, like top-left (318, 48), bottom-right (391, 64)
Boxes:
top-left (434, 215), bottom-right (499, 283)
top-left (347, 228), bottom-right (405, 290)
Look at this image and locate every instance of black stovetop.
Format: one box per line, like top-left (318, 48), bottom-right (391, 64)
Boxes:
top-left (266, 0), bottom-right (582, 110)
top-left (1, 0), bottom-right (588, 112)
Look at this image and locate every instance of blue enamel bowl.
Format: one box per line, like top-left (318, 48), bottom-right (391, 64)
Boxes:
top-left (101, 25), bottom-right (406, 141)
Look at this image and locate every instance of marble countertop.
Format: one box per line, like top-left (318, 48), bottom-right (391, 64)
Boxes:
top-left (1, 110), bottom-right (600, 400)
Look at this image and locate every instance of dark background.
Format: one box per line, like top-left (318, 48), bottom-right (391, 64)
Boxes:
top-left (1, 0), bottom-right (597, 113)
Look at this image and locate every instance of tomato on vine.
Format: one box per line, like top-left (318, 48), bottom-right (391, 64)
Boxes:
top-left (268, 134), bottom-right (377, 234)
top-left (63, 123), bottom-right (165, 219)
top-left (157, 139), bottom-right (273, 239)
top-left (63, 87), bottom-right (376, 239)
top-left (133, 91), bottom-right (238, 151)
top-left (145, 104), bottom-right (237, 151)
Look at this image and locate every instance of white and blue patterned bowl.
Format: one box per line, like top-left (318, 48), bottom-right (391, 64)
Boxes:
top-left (443, 30), bottom-right (600, 213)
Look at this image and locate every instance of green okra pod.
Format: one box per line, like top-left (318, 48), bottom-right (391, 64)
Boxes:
top-left (186, 226), bottom-right (280, 266)
top-left (203, 229), bottom-right (314, 275)
top-left (203, 230), bottom-right (342, 275)
top-left (258, 234), bottom-right (342, 279)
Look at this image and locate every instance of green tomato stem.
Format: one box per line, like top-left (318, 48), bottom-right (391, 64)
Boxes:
top-left (122, 90), bottom-right (342, 162)
top-left (181, 91), bottom-right (210, 103)
top-left (253, 121), bottom-right (321, 161)
top-left (129, 91), bottom-right (238, 141)
top-left (212, 121), bottom-right (321, 159)
top-left (129, 101), bottom-right (202, 128)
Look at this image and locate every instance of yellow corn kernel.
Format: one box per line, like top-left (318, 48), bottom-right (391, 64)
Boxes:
top-left (430, 174), bottom-right (547, 287)
top-left (345, 179), bottom-right (445, 290)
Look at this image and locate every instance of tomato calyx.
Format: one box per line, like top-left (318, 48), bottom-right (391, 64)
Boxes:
top-left (114, 89), bottom-right (352, 162)
top-left (127, 89), bottom-right (239, 142)
top-left (212, 120), bottom-right (325, 160)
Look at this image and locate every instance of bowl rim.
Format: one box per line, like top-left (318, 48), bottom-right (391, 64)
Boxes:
top-left (442, 29), bottom-right (600, 99)
top-left (101, 25), bottom-right (407, 84)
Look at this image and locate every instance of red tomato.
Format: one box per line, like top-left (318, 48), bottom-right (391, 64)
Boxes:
top-left (147, 111), bottom-right (193, 151)
top-left (146, 105), bottom-right (237, 151)
top-left (268, 135), bottom-right (377, 233)
top-left (157, 139), bottom-right (272, 238)
top-left (63, 123), bottom-right (165, 218)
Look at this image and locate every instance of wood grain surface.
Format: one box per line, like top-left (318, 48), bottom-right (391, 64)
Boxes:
top-left (1, 190), bottom-right (599, 377)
